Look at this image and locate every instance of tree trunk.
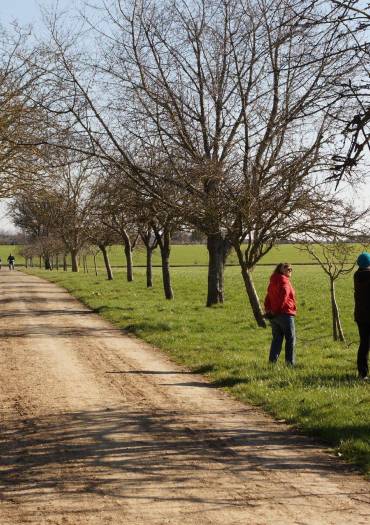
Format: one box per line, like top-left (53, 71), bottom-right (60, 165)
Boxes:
top-left (44, 256), bottom-right (52, 270)
top-left (83, 255), bottom-right (88, 273)
top-left (99, 244), bottom-right (113, 280)
top-left (71, 250), bottom-right (79, 272)
top-left (146, 246), bottom-right (153, 288)
top-left (242, 266), bottom-right (266, 328)
top-left (330, 278), bottom-right (345, 342)
top-left (63, 255), bottom-right (67, 271)
top-left (159, 229), bottom-right (173, 299)
top-left (56, 256), bottom-right (59, 271)
top-left (122, 230), bottom-right (133, 282)
top-left (93, 255), bottom-right (98, 276)
top-left (234, 243), bottom-right (266, 328)
top-left (206, 233), bottom-right (229, 306)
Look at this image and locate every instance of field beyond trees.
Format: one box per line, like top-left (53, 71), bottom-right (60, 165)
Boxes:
top-left (3, 243), bottom-right (365, 268)
top-left (23, 247), bottom-right (370, 478)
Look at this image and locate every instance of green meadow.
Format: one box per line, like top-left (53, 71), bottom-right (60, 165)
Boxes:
top-left (23, 248), bottom-right (370, 478)
top-left (3, 242), bottom-right (361, 268)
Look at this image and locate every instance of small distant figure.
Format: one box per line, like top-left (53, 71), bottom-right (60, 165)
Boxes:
top-left (354, 253), bottom-right (370, 381)
top-left (7, 254), bottom-right (15, 271)
top-left (264, 263), bottom-right (297, 366)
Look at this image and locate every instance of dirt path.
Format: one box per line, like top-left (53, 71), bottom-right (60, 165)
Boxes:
top-left (0, 271), bottom-right (368, 525)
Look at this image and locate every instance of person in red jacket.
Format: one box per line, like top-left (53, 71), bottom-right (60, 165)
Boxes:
top-left (264, 263), bottom-right (297, 365)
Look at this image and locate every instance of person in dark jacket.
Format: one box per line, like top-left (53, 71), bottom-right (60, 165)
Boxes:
top-left (354, 252), bottom-right (370, 380)
top-left (264, 262), bottom-right (297, 365)
top-left (8, 253), bottom-right (15, 270)
top-left (7, 254), bottom-right (15, 270)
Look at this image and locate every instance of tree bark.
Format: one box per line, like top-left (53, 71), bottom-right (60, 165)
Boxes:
top-left (140, 229), bottom-right (157, 289)
top-left (44, 256), bottom-right (52, 270)
top-left (71, 250), bottom-right (79, 272)
top-left (93, 255), bottom-right (98, 276)
top-left (160, 229), bottom-right (173, 299)
top-left (152, 224), bottom-right (173, 300)
top-left (206, 233), bottom-right (229, 306)
top-left (330, 278), bottom-right (345, 342)
top-left (146, 246), bottom-right (153, 288)
top-left (122, 230), bottom-right (133, 282)
top-left (63, 254), bottom-right (67, 271)
top-left (234, 243), bottom-right (266, 327)
top-left (99, 244), bottom-right (113, 280)
top-left (242, 266), bottom-right (266, 328)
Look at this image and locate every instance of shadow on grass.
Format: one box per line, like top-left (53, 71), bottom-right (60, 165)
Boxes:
top-left (192, 364), bottom-right (216, 374)
top-left (105, 370), bottom-right (195, 375)
top-left (299, 373), bottom-right (361, 387)
top-left (211, 377), bottom-right (252, 388)
top-left (124, 322), bottom-right (172, 334)
top-left (94, 305), bottom-right (136, 314)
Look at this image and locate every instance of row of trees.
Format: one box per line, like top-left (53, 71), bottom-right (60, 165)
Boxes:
top-left (2, 0), bottom-right (370, 327)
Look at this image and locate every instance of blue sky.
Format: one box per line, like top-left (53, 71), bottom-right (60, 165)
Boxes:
top-left (0, 0), bottom-right (76, 27)
top-left (1, 0), bottom-right (41, 25)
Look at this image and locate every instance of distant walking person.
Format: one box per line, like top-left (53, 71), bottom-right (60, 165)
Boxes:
top-left (7, 254), bottom-right (15, 271)
top-left (264, 263), bottom-right (297, 366)
top-left (353, 252), bottom-right (370, 381)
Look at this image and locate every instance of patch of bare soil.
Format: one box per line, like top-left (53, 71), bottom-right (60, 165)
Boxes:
top-left (0, 271), bottom-right (368, 525)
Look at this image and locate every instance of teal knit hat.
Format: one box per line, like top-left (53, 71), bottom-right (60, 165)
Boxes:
top-left (357, 252), bottom-right (370, 268)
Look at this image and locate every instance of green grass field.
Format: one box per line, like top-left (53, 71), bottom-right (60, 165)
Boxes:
top-left (23, 255), bottom-right (370, 478)
top-left (1, 243), bottom-right (337, 268)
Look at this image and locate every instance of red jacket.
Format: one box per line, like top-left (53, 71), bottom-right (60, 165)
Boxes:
top-left (264, 273), bottom-right (296, 316)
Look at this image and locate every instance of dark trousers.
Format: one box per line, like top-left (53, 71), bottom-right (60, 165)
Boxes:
top-left (356, 322), bottom-right (370, 378)
top-left (269, 314), bottom-right (296, 365)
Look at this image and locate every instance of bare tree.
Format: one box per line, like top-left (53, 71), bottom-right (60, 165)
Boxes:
top-left (51, 159), bottom-right (95, 272)
top-left (86, 0), bottom-right (359, 313)
top-left (301, 239), bottom-right (362, 342)
top-left (31, 0), bottom-right (365, 323)
top-left (139, 225), bottom-right (158, 288)
top-left (0, 26), bottom-right (53, 198)
top-left (293, 1), bottom-right (370, 183)
top-left (91, 172), bottom-right (139, 282)
top-left (86, 219), bottom-right (121, 280)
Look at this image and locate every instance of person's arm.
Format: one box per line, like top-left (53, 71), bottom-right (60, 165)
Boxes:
top-left (279, 282), bottom-right (291, 311)
top-left (264, 293), bottom-right (271, 312)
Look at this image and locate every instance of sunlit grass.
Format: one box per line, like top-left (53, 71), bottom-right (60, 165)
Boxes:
top-left (8, 242), bottom-right (366, 268)
top-left (24, 263), bottom-right (370, 476)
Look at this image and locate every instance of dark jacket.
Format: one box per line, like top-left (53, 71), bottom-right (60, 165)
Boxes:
top-left (264, 273), bottom-right (296, 316)
top-left (354, 268), bottom-right (370, 323)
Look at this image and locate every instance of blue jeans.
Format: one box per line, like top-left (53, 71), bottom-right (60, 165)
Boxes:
top-left (269, 314), bottom-right (296, 365)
